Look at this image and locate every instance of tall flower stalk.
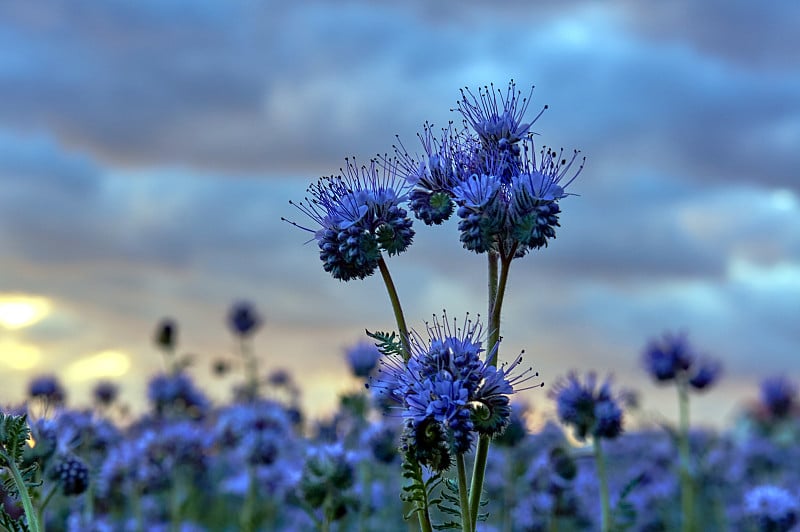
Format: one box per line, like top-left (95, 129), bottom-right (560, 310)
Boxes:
top-left (287, 81), bottom-right (583, 531)
top-left (642, 331), bottom-right (722, 532)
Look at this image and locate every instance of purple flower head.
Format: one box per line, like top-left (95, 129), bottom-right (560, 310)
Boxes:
top-left (154, 318), bottom-right (177, 350)
top-left (92, 380), bottom-right (119, 407)
top-left (227, 301), bottom-right (262, 337)
top-left (51, 454), bottom-right (89, 496)
top-left (743, 484), bottom-right (798, 532)
top-left (345, 340), bottom-right (382, 379)
top-left (642, 331), bottom-right (695, 382)
top-left (147, 372), bottom-right (210, 419)
top-left (370, 312), bottom-right (537, 469)
top-left (688, 358), bottom-right (722, 391)
top-left (389, 123), bottom-right (465, 225)
top-left (456, 80), bottom-right (545, 148)
top-left (28, 374), bottom-right (66, 405)
top-left (760, 376), bottom-right (797, 419)
top-left (550, 372), bottom-right (624, 441)
top-left (450, 137), bottom-right (582, 258)
top-left (285, 158), bottom-right (414, 281)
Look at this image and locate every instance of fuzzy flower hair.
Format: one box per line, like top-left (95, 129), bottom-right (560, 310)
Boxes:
top-left (369, 312), bottom-right (537, 472)
top-left (285, 158), bottom-right (414, 281)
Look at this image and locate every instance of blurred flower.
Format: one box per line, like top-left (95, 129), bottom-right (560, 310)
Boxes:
top-left (688, 359), bottom-right (723, 391)
top-left (147, 372), bottom-right (210, 419)
top-left (297, 443), bottom-right (358, 523)
top-left (28, 374), bottom-right (66, 405)
top-left (154, 318), bottom-right (177, 350)
top-left (286, 158), bottom-right (414, 281)
top-left (643, 331), bottom-right (721, 391)
top-left (760, 376), bottom-right (797, 419)
top-left (345, 340), bottom-right (382, 379)
top-left (227, 301), bottom-right (263, 337)
top-left (92, 380), bottom-right (119, 407)
top-left (550, 372), bottom-right (624, 441)
top-left (743, 484), bottom-right (798, 532)
top-left (51, 454), bottom-right (90, 496)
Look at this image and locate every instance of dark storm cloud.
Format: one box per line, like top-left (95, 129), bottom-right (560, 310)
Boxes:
top-left (2, 1), bottom-right (797, 192)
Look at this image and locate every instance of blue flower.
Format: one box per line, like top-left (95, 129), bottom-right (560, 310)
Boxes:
top-left (388, 81), bottom-right (583, 259)
top-left (550, 372), bottom-right (624, 441)
top-left (369, 312), bottom-right (536, 470)
top-left (760, 376), bottom-right (797, 419)
top-left (688, 358), bottom-right (722, 391)
top-left (643, 331), bottom-right (722, 392)
top-left (743, 484), bottom-right (798, 532)
top-left (642, 331), bottom-right (696, 382)
top-left (390, 123), bottom-right (464, 225)
top-left (51, 454), bottom-right (90, 496)
top-left (286, 158), bottom-right (414, 281)
top-left (227, 301), bottom-right (262, 337)
top-left (456, 80), bottom-right (545, 148)
top-left (28, 374), bottom-right (66, 405)
top-left (147, 372), bottom-right (210, 419)
top-left (345, 340), bottom-right (382, 379)
top-left (92, 380), bottom-right (119, 406)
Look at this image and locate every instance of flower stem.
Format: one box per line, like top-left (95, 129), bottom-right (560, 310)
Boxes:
top-left (456, 454), bottom-right (473, 532)
top-left (377, 255), bottom-right (410, 362)
top-left (37, 483), bottom-right (58, 532)
top-left (677, 377), bottom-right (695, 532)
top-left (468, 251), bottom-right (514, 529)
top-left (0, 452), bottom-right (40, 532)
top-left (593, 438), bottom-right (611, 532)
top-left (241, 337), bottom-right (259, 401)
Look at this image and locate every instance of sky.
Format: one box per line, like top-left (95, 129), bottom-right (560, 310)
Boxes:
top-left (0, 0), bottom-right (798, 429)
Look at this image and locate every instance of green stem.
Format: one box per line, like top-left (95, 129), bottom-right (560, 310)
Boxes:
top-left (240, 464), bottom-right (257, 532)
top-left (456, 454), bottom-right (473, 532)
top-left (241, 337), bottom-right (259, 401)
top-left (1, 453), bottom-right (40, 532)
top-left (677, 377), bottom-right (694, 532)
top-left (467, 435), bottom-right (489, 530)
top-left (593, 438), bottom-right (611, 532)
top-left (468, 252), bottom-right (514, 528)
top-left (37, 483), bottom-right (58, 532)
top-left (377, 255), bottom-right (410, 362)
top-left (170, 475), bottom-right (182, 532)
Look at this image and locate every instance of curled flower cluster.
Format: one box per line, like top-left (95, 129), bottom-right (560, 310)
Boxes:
top-left (392, 81), bottom-right (583, 259)
top-left (369, 312), bottom-right (537, 473)
top-left (285, 158), bottom-right (414, 281)
top-left (642, 331), bottom-right (722, 391)
top-left (550, 372), bottom-right (624, 441)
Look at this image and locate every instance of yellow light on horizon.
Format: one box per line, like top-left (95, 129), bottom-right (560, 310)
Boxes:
top-left (0, 340), bottom-right (42, 370)
top-left (65, 350), bottom-right (131, 382)
top-left (0, 294), bottom-right (52, 330)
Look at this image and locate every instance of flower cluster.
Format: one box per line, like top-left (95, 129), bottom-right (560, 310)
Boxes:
top-left (760, 376), bottom-right (797, 419)
top-left (743, 484), bottom-right (798, 532)
top-left (370, 313), bottom-right (536, 473)
top-left (345, 340), bottom-right (382, 379)
top-left (550, 372), bottom-right (624, 441)
top-left (392, 81), bottom-right (583, 259)
top-left (642, 331), bottom-right (722, 391)
top-left (227, 301), bottom-right (263, 337)
top-left (286, 158), bottom-right (414, 281)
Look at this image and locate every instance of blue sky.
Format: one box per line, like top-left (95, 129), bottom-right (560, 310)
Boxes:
top-left (1, 1), bottom-right (798, 427)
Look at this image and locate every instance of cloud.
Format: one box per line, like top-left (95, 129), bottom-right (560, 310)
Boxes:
top-left (1, 1), bottom-right (797, 193)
